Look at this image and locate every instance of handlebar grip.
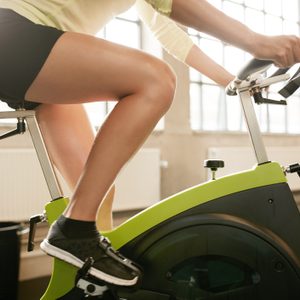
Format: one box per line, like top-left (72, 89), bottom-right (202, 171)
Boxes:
top-left (237, 59), bottom-right (273, 80)
top-left (225, 82), bottom-right (237, 96)
top-left (269, 67), bottom-right (290, 78)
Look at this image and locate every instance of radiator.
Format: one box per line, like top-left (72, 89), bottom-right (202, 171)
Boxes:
top-left (208, 147), bottom-right (300, 191)
top-left (0, 148), bottom-right (160, 221)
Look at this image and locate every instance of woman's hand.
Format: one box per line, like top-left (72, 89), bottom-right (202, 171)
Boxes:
top-left (252, 34), bottom-right (300, 68)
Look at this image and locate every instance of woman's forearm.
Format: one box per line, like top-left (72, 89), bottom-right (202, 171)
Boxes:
top-left (170, 0), bottom-right (256, 53)
top-left (185, 45), bottom-right (234, 87)
top-left (170, 0), bottom-right (300, 67)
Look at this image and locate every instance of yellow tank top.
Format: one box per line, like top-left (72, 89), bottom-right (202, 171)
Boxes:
top-left (0, 0), bottom-right (193, 62)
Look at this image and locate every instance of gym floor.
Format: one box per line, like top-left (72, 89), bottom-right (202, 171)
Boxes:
top-left (18, 277), bottom-right (50, 300)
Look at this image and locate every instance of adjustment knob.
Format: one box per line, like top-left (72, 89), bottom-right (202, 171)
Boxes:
top-left (204, 159), bottom-right (225, 180)
top-left (285, 163), bottom-right (300, 178)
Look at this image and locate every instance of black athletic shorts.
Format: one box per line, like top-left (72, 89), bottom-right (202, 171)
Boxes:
top-left (0, 8), bottom-right (65, 110)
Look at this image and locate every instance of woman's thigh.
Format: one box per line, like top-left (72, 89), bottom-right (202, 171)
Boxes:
top-left (0, 8), bottom-right (64, 109)
top-left (25, 31), bottom-right (171, 105)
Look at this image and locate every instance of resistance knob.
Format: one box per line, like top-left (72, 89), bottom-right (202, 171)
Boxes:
top-left (204, 159), bottom-right (225, 180)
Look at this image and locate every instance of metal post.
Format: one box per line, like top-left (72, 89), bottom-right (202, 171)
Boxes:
top-left (0, 109), bottom-right (63, 199)
top-left (238, 90), bottom-right (269, 165)
top-left (25, 114), bottom-right (63, 200)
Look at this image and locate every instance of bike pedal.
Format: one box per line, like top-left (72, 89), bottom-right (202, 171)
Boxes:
top-left (77, 278), bottom-right (109, 297)
top-left (74, 257), bottom-right (115, 298)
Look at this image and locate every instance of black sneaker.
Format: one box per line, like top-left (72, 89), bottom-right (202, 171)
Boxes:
top-left (40, 221), bottom-right (141, 286)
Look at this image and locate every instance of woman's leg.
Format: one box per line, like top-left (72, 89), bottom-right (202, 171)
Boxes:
top-left (35, 103), bottom-right (95, 190)
top-left (35, 103), bottom-right (114, 230)
top-left (25, 31), bottom-right (176, 285)
top-left (26, 32), bottom-right (175, 220)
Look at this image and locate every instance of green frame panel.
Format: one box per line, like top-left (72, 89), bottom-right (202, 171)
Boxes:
top-left (40, 162), bottom-right (286, 299)
top-left (105, 162), bottom-right (286, 248)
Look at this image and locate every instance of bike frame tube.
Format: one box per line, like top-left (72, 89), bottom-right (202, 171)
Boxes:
top-left (0, 110), bottom-right (63, 200)
top-left (238, 90), bottom-right (269, 165)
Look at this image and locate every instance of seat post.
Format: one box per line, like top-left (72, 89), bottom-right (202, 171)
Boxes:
top-left (0, 109), bottom-right (63, 200)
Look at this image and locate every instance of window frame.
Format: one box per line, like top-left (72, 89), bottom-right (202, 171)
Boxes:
top-left (189, 0), bottom-right (300, 135)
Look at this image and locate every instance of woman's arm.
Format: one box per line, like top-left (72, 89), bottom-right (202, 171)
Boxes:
top-left (136, 0), bottom-right (194, 62)
top-left (137, 0), bottom-right (234, 87)
top-left (169, 0), bottom-right (300, 67)
top-left (186, 45), bottom-right (234, 87)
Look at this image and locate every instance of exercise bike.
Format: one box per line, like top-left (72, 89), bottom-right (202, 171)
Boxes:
top-left (23, 58), bottom-right (300, 300)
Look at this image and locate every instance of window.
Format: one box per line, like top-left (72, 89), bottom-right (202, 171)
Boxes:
top-left (189, 0), bottom-right (300, 134)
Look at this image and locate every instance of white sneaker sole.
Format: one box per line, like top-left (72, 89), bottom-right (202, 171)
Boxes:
top-left (40, 240), bottom-right (138, 286)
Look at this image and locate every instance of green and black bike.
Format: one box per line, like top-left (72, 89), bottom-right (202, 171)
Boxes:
top-left (6, 58), bottom-right (300, 299)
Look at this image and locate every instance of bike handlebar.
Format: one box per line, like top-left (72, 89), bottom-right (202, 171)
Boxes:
top-left (226, 58), bottom-right (293, 96)
top-left (236, 59), bottom-right (273, 80)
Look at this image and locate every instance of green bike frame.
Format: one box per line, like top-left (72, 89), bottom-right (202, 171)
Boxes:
top-left (41, 161), bottom-right (286, 299)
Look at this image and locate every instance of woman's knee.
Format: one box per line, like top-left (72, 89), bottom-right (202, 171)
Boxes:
top-left (155, 61), bottom-right (177, 108)
top-left (138, 57), bottom-right (176, 112)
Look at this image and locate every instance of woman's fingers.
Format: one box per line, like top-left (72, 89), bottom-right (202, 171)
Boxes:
top-left (254, 35), bottom-right (300, 68)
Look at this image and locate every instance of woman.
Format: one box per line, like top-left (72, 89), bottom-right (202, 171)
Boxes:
top-left (0, 0), bottom-right (300, 287)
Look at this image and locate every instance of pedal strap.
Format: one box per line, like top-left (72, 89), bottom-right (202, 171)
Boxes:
top-left (98, 236), bottom-right (142, 277)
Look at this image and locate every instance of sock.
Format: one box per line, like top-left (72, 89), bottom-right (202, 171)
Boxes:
top-left (56, 215), bottom-right (99, 239)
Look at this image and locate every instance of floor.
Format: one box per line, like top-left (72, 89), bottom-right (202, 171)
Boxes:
top-left (18, 277), bottom-right (50, 300)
